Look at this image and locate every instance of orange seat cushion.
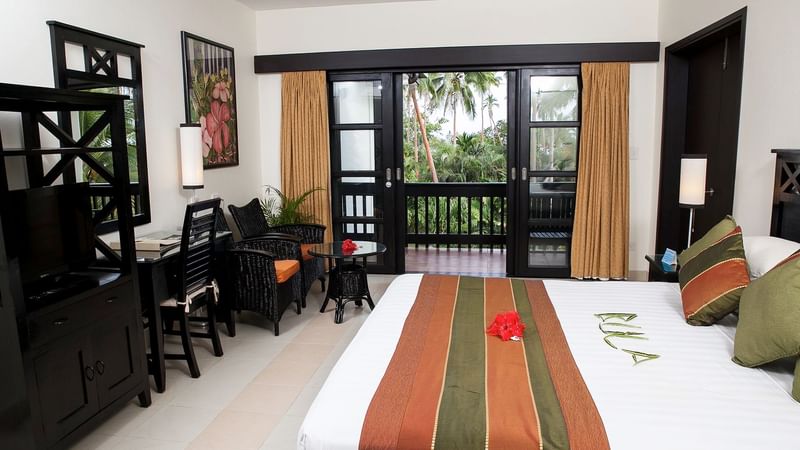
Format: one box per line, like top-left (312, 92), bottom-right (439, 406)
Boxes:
top-left (275, 259), bottom-right (300, 284)
top-left (301, 244), bottom-right (315, 261)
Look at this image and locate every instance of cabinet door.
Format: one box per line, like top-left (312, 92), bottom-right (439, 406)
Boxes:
top-left (92, 311), bottom-right (145, 407)
top-left (32, 335), bottom-right (98, 445)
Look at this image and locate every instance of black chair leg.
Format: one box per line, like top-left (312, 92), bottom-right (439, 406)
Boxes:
top-left (274, 320), bottom-right (280, 337)
top-left (319, 276), bottom-right (326, 292)
top-left (206, 302), bottom-right (224, 357)
top-left (178, 314), bottom-right (201, 378)
top-left (164, 319), bottom-right (175, 332)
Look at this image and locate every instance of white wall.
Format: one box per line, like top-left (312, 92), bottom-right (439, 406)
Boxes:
top-left (255, 0), bottom-right (662, 272)
top-left (0, 0), bottom-right (262, 235)
top-left (658, 0), bottom-right (800, 236)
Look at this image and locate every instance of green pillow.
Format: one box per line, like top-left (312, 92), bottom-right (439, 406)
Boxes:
top-left (677, 215), bottom-right (737, 267)
top-left (733, 251), bottom-right (800, 401)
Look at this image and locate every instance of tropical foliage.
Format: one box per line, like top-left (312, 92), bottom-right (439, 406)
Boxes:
top-left (78, 86), bottom-right (139, 183)
top-left (261, 185), bottom-right (323, 226)
top-left (403, 71), bottom-right (507, 183)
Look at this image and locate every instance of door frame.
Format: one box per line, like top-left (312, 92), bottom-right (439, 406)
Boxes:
top-left (328, 72), bottom-right (398, 274)
top-left (654, 7), bottom-right (747, 255)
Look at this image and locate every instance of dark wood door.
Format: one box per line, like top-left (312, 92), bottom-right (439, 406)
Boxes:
top-left (93, 311), bottom-right (145, 407)
top-left (656, 9), bottom-right (746, 254)
top-left (682, 31), bottom-right (742, 238)
top-left (513, 67), bottom-right (581, 278)
top-left (32, 334), bottom-right (98, 445)
top-left (329, 73), bottom-right (398, 273)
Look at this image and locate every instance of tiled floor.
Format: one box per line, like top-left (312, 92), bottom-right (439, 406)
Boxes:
top-left (405, 247), bottom-right (506, 276)
top-left (70, 275), bottom-right (396, 450)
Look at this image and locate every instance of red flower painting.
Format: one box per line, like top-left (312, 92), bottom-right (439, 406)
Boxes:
top-left (486, 311), bottom-right (526, 341)
top-left (183, 32), bottom-right (238, 168)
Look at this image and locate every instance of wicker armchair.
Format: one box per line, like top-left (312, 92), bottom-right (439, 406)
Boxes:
top-left (228, 199), bottom-right (327, 305)
top-left (227, 235), bottom-right (303, 336)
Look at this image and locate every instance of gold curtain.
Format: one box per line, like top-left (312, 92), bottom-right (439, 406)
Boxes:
top-left (570, 62), bottom-right (630, 280)
top-left (280, 71), bottom-right (333, 242)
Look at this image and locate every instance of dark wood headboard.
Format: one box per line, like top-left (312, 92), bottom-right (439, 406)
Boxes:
top-left (771, 149), bottom-right (800, 242)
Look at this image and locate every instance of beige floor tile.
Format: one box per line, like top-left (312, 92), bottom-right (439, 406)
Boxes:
top-left (274, 343), bottom-right (335, 364)
top-left (91, 401), bottom-right (164, 437)
top-left (259, 415), bottom-right (305, 450)
top-left (128, 405), bottom-right (217, 442)
top-left (226, 383), bottom-right (302, 415)
top-left (107, 436), bottom-right (187, 449)
top-left (188, 410), bottom-right (281, 450)
top-left (285, 383), bottom-right (323, 418)
top-left (68, 432), bottom-right (122, 450)
top-left (251, 358), bottom-right (321, 387)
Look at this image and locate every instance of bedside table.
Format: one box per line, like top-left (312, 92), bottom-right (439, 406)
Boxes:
top-left (645, 254), bottom-right (679, 282)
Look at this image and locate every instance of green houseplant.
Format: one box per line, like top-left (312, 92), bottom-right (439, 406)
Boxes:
top-left (260, 185), bottom-right (323, 226)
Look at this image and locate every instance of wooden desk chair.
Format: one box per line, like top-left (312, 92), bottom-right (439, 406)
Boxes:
top-left (160, 199), bottom-right (223, 378)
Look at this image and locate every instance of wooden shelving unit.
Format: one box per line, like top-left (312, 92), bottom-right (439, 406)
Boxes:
top-left (0, 82), bottom-right (150, 449)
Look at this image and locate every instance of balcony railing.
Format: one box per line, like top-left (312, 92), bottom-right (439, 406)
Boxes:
top-left (406, 182), bottom-right (507, 251)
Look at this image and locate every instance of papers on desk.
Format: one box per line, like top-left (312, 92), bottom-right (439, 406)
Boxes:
top-left (110, 233), bottom-right (181, 253)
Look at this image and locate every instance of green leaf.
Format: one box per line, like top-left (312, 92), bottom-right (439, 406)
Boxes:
top-left (621, 349), bottom-right (661, 365)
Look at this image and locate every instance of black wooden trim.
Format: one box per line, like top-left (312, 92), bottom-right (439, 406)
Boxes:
top-left (654, 7), bottom-right (747, 260)
top-left (255, 42), bottom-right (660, 73)
top-left (45, 21), bottom-right (145, 49)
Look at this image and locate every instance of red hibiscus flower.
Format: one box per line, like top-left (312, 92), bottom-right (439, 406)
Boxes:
top-left (200, 100), bottom-right (231, 158)
top-left (341, 239), bottom-right (358, 254)
top-left (486, 311), bottom-right (526, 341)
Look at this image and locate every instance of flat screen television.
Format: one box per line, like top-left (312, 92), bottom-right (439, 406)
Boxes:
top-left (3, 183), bottom-right (96, 285)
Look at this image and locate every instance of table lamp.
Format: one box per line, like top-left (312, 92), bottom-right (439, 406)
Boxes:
top-left (679, 154), bottom-right (707, 248)
top-left (179, 123), bottom-right (203, 202)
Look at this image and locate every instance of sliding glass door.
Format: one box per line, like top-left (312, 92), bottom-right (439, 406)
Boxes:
top-left (513, 67), bottom-right (581, 278)
top-left (328, 73), bottom-right (399, 273)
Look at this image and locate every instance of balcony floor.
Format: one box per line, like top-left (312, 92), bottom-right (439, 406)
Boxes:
top-left (405, 247), bottom-right (506, 277)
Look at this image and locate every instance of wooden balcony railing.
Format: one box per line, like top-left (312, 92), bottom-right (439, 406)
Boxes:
top-left (406, 182), bottom-right (507, 250)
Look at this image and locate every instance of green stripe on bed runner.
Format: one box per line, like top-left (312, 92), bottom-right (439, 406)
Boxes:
top-left (512, 279), bottom-right (570, 450)
top-left (433, 276), bottom-right (487, 449)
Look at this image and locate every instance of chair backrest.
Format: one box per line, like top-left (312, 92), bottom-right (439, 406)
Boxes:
top-left (228, 198), bottom-right (269, 239)
top-left (177, 198), bottom-right (221, 302)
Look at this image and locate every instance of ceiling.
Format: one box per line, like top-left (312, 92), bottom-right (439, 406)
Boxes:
top-left (237, 0), bottom-right (429, 10)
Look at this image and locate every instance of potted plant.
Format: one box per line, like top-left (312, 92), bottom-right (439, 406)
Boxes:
top-left (260, 185), bottom-right (323, 226)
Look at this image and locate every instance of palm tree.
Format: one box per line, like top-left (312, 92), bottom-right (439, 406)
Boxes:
top-left (483, 94), bottom-right (499, 133)
top-left (427, 72), bottom-right (477, 144)
top-left (465, 72), bottom-right (501, 141)
top-left (407, 73), bottom-right (439, 182)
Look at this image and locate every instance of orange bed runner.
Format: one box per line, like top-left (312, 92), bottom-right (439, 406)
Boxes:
top-left (359, 275), bottom-right (609, 450)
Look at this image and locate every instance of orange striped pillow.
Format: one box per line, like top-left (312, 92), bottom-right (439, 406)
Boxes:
top-left (678, 226), bottom-right (750, 325)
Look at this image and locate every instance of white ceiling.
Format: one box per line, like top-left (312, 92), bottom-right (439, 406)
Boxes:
top-left (237, 0), bottom-right (429, 10)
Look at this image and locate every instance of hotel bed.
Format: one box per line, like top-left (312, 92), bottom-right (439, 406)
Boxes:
top-left (299, 274), bottom-right (799, 450)
top-left (300, 151), bottom-right (800, 449)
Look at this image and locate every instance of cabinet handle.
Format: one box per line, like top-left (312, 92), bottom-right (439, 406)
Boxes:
top-left (95, 360), bottom-right (105, 375)
top-left (511, 167), bottom-right (516, 181)
top-left (521, 167), bottom-right (528, 181)
top-left (52, 318), bottom-right (69, 326)
top-left (396, 167), bottom-right (402, 182)
top-left (84, 366), bottom-right (95, 381)
top-left (106, 296), bottom-right (117, 304)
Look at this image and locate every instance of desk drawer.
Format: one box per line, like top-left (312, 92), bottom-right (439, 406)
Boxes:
top-left (27, 282), bottom-right (136, 348)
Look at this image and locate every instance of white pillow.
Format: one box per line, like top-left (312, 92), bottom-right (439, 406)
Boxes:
top-left (742, 235), bottom-right (800, 279)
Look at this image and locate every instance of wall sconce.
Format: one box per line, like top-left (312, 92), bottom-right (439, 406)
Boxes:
top-left (679, 154), bottom-right (708, 248)
top-left (179, 123), bottom-right (203, 202)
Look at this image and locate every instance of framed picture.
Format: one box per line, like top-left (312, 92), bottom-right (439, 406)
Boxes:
top-left (181, 31), bottom-right (239, 168)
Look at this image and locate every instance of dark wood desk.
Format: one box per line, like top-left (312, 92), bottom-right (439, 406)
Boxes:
top-left (135, 231), bottom-right (233, 393)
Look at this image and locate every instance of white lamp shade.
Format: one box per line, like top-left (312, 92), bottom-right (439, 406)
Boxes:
top-left (679, 156), bottom-right (707, 206)
top-left (179, 124), bottom-right (203, 189)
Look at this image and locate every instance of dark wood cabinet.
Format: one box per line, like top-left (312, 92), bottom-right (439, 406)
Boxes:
top-left (26, 278), bottom-right (149, 448)
top-left (31, 334), bottom-right (98, 446)
top-left (93, 310), bottom-right (145, 407)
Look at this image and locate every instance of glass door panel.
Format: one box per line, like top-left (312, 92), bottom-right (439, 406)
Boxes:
top-left (514, 67), bottom-right (581, 278)
top-left (329, 73), bottom-right (396, 273)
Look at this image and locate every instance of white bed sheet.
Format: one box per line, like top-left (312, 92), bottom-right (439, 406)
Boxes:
top-left (299, 275), bottom-right (800, 450)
